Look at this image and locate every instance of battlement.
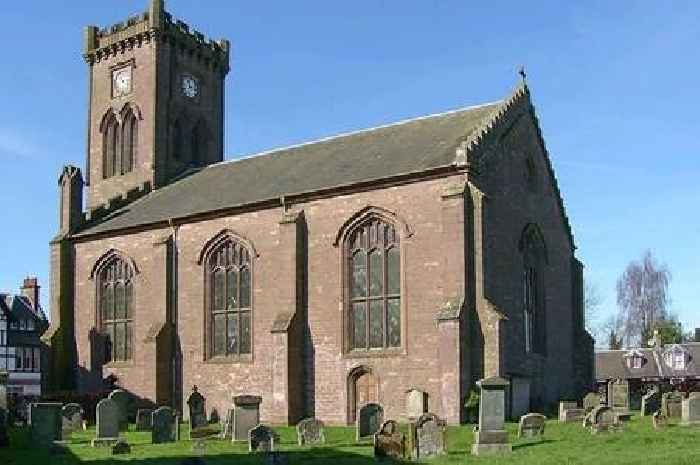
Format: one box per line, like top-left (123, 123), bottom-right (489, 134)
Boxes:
top-left (83, 181), bottom-right (152, 224)
top-left (82, 0), bottom-right (229, 73)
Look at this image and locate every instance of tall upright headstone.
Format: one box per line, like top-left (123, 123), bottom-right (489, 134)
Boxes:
top-left (681, 392), bottom-right (700, 426)
top-left (108, 389), bottom-right (131, 431)
top-left (187, 386), bottom-right (208, 431)
top-left (641, 389), bottom-right (660, 417)
top-left (0, 371), bottom-right (9, 447)
top-left (61, 403), bottom-right (84, 437)
top-left (356, 403), bottom-right (384, 441)
top-left (296, 418), bottom-right (325, 446)
top-left (232, 395), bottom-right (262, 442)
top-left (471, 377), bottom-right (511, 456)
top-left (411, 413), bottom-right (447, 459)
top-left (152, 406), bottom-right (179, 444)
top-left (405, 389), bottom-right (428, 420)
top-left (608, 379), bottom-right (630, 411)
top-left (92, 398), bottom-right (120, 447)
top-left (662, 391), bottom-right (683, 418)
top-left (30, 403), bottom-right (63, 447)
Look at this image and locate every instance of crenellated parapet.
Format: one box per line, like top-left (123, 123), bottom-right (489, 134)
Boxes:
top-left (83, 181), bottom-right (152, 224)
top-left (82, 0), bottom-right (230, 75)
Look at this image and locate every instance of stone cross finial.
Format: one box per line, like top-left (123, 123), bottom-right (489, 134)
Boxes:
top-left (518, 66), bottom-right (527, 83)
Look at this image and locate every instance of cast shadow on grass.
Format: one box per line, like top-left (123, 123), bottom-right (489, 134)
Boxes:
top-left (512, 438), bottom-right (557, 450)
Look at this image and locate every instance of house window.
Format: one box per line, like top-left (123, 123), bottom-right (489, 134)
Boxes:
top-left (207, 239), bottom-right (252, 357)
top-left (347, 218), bottom-right (401, 351)
top-left (673, 352), bottom-right (685, 370)
top-left (98, 257), bottom-right (134, 362)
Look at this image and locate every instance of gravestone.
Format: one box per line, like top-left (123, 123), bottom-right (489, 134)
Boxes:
top-left (220, 408), bottom-right (234, 439)
top-left (589, 406), bottom-right (621, 434)
top-left (471, 377), bottom-right (511, 456)
top-left (93, 398), bottom-right (120, 447)
top-left (641, 389), bottom-right (660, 417)
top-left (30, 403), bottom-right (63, 447)
top-left (356, 403), bottom-right (384, 441)
top-left (608, 379), bottom-right (630, 411)
top-left (232, 395), bottom-right (262, 442)
top-left (681, 392), bottom-right (700, 426)
top-left (249, 424), bottom-right (278, 452)
top-left (652, 411), bottom-right (667, 429)
top-left (662, 391), bottom-right (683, 418)
top-left (135, 408), bottom-right (154, 431)
top-left (558, 401), bottom-right (585, 423)
top-left (373, 420), bottom-right (405, 460)
top-left (61, 403), bottom-right (84, 437)
top-left (111, 439), bottom-right (131, 455)
top-left (0, 371), bottom-right (8, 447)
top-left (152, 406), bottom-right (179, 444)
top-left (187, 386), bottom-right (208, 431)
top-left (108, 389), bottom-right (131, 431)
top-left (296, 417), bottom-right (325, 446)
top-left (210, 408), bottom-right (220, 424)
top-left (583, 392), bottom-right (600, 412)
top-left (405, 388), bottom-right (428, 420)
top-left (412, 412), bottom-right (446, 459)
top-left (517, 413), bottom-right (546, 438)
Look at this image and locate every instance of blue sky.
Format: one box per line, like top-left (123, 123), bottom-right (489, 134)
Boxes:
top-left (1, 1), bottom-right (698, 339)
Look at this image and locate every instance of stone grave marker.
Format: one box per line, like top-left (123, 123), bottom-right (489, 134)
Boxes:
top-left (652, 411), bottom-right (667, 429)
top-left (61, 403), bottom-right (83, 437)
top-left (210, 408), bottom-right (220, 424)
top-left (405, 388), bottom-right (428, 420)
top-left (232, 395), bottom-right (262, 442)
top-left (608, 379), bottom-right (630, 411)
top-left (135, 408), bottom-right (154, 431)
top-left (30, 403), bottom-right (63, 447)
top-left (558, 401), bottom-right (585, 423)
top-left (152, 406), bottom-right (179, 444)
top-left (356, 403), bottom-right (384, 441)
top-left (583, 392), bottom-right (600, 412)
top-left (187, 386), bottom-right (208, 431)
top-left (517, 413), bottom-right (546, 438)
top-left (93, 398), bottom-right (120, 447)
top-left (0, 370), bottom-right (8, 447)
top-left (108, 389), bottom-right (131, 431)
top-left (374, 419), bottom-right (405, 460)
top-left (296, 417), bottom-right (325, 446)
top-left (412, 412), bottom-right (446, 459)
top-left (681, 392), bottom-right (700, 426)
top-left (589, 406), bottom-right (621, 434)
top-left (111, 439), bottom-right (131, 455)
top-left (662, 391), bottom-right (683, 418)
top-left (472, 377), bottom-right (511, 456)
top-left (641, 389), bottom-right (660, 417)
top-left (249, 424), bottom-right (278, 452)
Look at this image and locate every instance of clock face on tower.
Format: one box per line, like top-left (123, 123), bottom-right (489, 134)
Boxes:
top-left (181, 75), bottom-right (199, 99)
top-left (112, 67), bottom-right (132, 98)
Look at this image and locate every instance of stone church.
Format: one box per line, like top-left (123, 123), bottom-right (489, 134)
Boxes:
top-left (44, 0), bottom-right (593, 425)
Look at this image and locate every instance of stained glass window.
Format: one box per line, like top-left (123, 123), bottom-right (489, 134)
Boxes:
top-left (99, 257), bottom-right (134, 362)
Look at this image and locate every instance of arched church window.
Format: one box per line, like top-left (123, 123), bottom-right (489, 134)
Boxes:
top-left (521, 224), bottom-right (547, 355)
top-left (121, 110), bottom-right (138, 174)
top-left (98, 256), bottom-right (134, 362)
top-left (347, 217), bottom-right (401, 351)
top-left (207, 238), bottom-right (252, 357)
top-left (102, 113), bottom-right (119, 179)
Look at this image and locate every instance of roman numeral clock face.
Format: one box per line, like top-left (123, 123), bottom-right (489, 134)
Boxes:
top-left (181, 75), bottom-right (199, 99)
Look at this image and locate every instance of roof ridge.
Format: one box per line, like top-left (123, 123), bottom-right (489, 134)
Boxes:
top-left (212, 100), bottom-right (503, 169)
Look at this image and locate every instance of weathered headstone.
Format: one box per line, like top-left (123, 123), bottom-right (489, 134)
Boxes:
top-left (61, 403), bottom-right (84, 437)
top-left (30, 403), bottom-right (63, 447)
top-left (681, 392), bottom-right (700, 426)
top-left (356, 403), bottom-right (384, 441)
top-left (210, 408), bottom-right (220, 424)
top-left (187, 386), bottom-right (208, 431)
top-left (412, 412), bottom-right (446, 459)
top-left (135, 408), bottom-right (154, 431)
top-left (662, 391), bottom-right (683, 418)
top-left (232, 395), bottom-right (262, 442)
top-left (583, 392), bottom-right (600, 412)
top-left (249, 424), bottom-right (278, 452)
top-left (641, 389), bottom-right (660, 417)
top-left (608, 379), bottom-right (630, 411)
top-left (589, 405), bottom-right (621, 434)
top-left (108, 389), bottom-right (131, 431)
top-left (152, 406), bottom-right (179, 444)
top-left (0, 371), bottom-right (8, 447)
top-left (652, 411), bottom-right (667, 429)
top-left (405, 388), bottom-right (428, 420)
top-left (296, 417), bottom-right (325, 446)
top-left (93, 398), bottom-right (120, 447)
top-left (374, 420), bottom-right (405, 460)
top-left (559, 401), bottom-right (585, 423)
top-left (471, 377), bottom-right (511, 456)
top-left (111, 439), bottom-right (131, 455)
top-left (517, 413), bottom-right (546, 438)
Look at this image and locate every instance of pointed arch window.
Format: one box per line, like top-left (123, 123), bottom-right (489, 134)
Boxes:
top-left (121, 110), bottom-right (138, 174)
top-left (207, 239), bottom-right (252, 357)
top-left (98, 257), bottom-right (134, 362)
top-left (102, 113), bottom-right (119, 179)
top-left (347, 218), bottom-right (401, 351)
top-left (521, 225), bottom-right (547, 355)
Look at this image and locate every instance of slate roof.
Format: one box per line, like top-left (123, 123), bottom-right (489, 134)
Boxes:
top-left (596, 345), bottom-right (700, 381)
top-left (0, 294), bottom-right (47, 324)
top-left (75, 100), bottom-right (503, 237)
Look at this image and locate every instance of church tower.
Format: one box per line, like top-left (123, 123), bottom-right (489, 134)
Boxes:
top-left (82, 0), bottom-right (230, 209)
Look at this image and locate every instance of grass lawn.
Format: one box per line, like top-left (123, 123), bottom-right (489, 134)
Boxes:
top-left (2, 414), bottom-right (700, 464)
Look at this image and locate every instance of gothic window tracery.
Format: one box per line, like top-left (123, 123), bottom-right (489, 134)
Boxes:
top-left (97, 256), bottom-right (134, 362)
top-left (521, 224), bottom-right (547, 355)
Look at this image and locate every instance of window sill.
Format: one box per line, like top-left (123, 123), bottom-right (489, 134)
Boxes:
top-left (104, 361), bottom-right (134, 369)
top-left (204, 354), bottom-right (253, 365)
top-left (344, 348), bottom-right (405, 359)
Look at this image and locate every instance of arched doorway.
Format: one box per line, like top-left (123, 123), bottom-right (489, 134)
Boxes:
top-left (348, 366), bottom-right (378, 424)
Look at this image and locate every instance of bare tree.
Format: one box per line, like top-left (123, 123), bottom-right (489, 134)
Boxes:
top-left (615, 250), bottom-right (671, 347)
top-left (600, 313), bottom-right (624, 349)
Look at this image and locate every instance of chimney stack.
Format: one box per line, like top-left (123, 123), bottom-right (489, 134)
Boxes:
top-left (20, 277), bottom-right (40, 310)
